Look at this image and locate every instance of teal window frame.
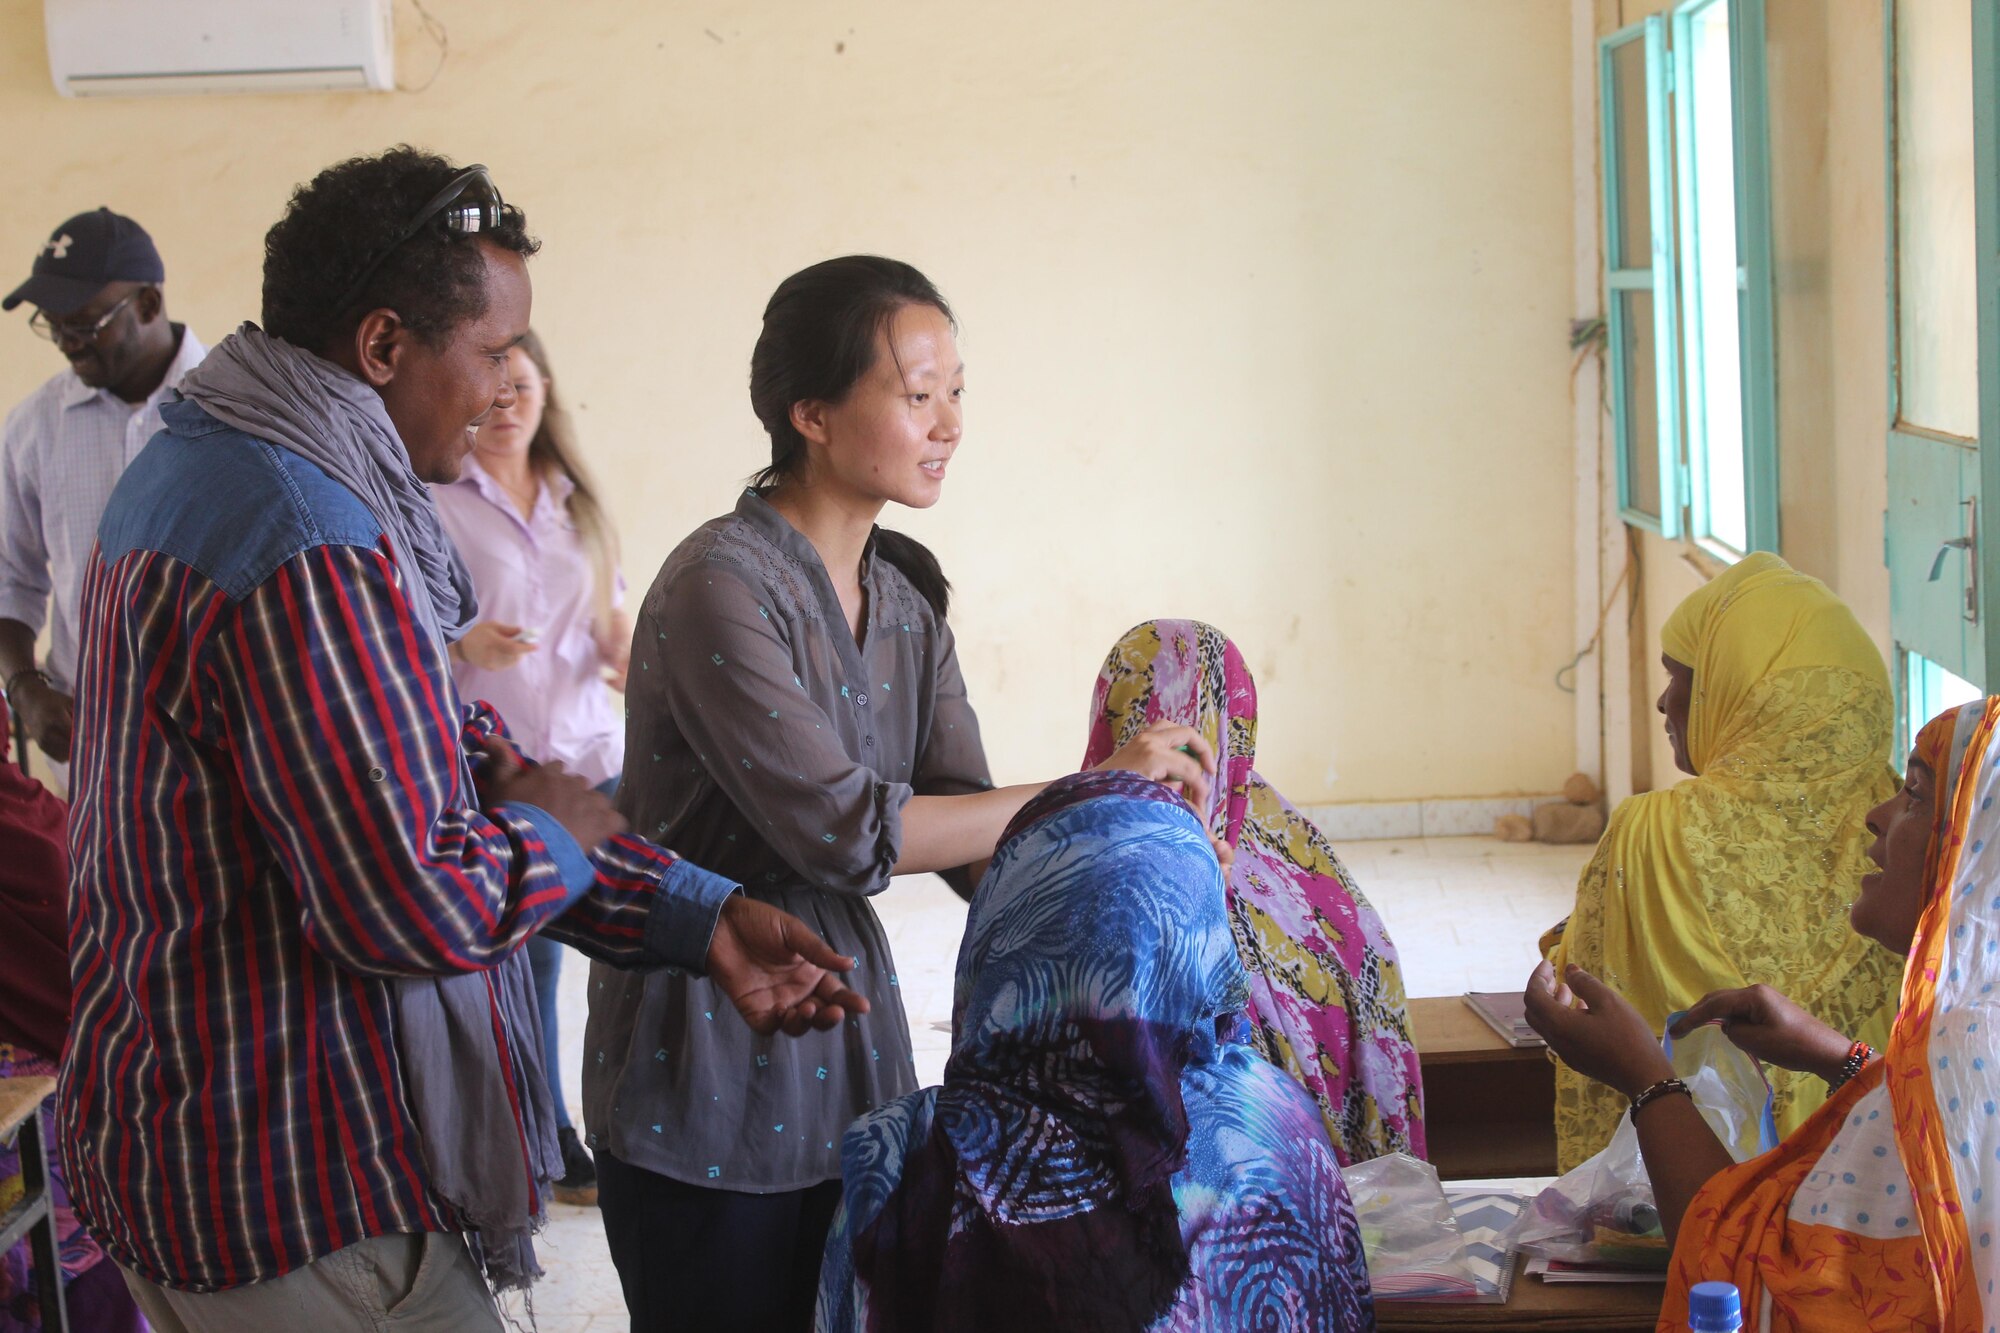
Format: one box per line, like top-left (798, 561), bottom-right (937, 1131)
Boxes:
top-left (1981, 0), bottom-right (2000, 669)
top-left (1882, 0), bottom-right (2000, 715)
top-left (1672, 0), bottom-right (1780, 557)
top-left (1880, 0), bottom-right (2000, 700)
top-left (1598, 2), bottom-right (1779, 553)
top-left (1601, 17), bottom-right (1682, 536)
top-left (1897, 648), bottom-right (1983, 766)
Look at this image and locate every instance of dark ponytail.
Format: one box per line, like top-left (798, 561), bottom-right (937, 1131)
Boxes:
top-left (869, 529), bottom-right (950, 620)
top-left (748, 255), bottom-right (956, 621)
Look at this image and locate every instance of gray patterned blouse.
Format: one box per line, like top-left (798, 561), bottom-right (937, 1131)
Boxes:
top-left (581, 491), bottom-right (992, 1191)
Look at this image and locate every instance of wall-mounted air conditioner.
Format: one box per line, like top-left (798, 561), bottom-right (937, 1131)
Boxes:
top-left (45, 0), bottom-right (394, 97)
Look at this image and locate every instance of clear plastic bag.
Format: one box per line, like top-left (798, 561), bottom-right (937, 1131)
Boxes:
top-left (1339, 1151), bottom-right (1479, 1297)
top-left (1508, 1015), bottom-right (1779, 1265)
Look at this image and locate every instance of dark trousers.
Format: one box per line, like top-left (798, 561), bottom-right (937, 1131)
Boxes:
top-left (597, 1152), bottom-right (843, 1333)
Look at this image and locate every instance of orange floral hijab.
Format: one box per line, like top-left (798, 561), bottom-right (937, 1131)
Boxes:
top-left (1659, 699), bottom-right (1998, 1332)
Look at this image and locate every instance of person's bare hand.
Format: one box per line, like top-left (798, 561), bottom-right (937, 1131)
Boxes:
top-left (1523, 961), bottom-right (1674, 1099)
top-left (1094, 722), bottom-right (1217, 824)
top-left (598, 610), bottom-right (633, 693)
top-left (13, 676), bottom-right (73, 763)
top-left (456, 621), bottom-right (537, 672)
top-left (1670, 984), bottom-right (1852, 1081)
top-left (478, 738), bottom-right (625, 851)
top-left (707, 895), bottom-right (872, 1036)
top-left (470, 734), bottom-right (523, 809)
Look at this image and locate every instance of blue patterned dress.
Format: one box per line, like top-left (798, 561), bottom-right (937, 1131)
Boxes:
top-left (816, 771), bottom-right (1376, 1332)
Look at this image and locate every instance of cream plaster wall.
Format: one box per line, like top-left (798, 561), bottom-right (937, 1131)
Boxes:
top-left (0, 0), bottom-right (1581, 804)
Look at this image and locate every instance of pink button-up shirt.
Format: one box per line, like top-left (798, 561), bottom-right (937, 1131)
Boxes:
top-left (433, 457), bottom-right (625, 787)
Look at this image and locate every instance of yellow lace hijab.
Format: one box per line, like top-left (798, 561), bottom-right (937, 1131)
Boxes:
top-left (1549, 553), bottom-right (1903, 1168)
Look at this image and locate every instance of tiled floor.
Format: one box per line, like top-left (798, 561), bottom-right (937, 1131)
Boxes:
top-left (516, 834), bottom-right (1593, 1329)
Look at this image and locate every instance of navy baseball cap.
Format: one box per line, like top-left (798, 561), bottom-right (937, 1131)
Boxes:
top-left (3, 208), bottom-right (164, 315)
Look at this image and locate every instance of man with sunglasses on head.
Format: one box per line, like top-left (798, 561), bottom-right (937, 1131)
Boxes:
top-left (59, 146), bottom-right (870, 1332)
top-left (0, 208), bottom-right (206, 780)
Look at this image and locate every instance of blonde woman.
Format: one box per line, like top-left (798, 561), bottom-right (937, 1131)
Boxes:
top-left (433, 328), bottom-right (628, 1205)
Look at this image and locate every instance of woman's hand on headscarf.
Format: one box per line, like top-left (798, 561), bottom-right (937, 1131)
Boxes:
top-left (1092, 720), bottom-right (1216, 827)
top-left (1669, 984), bottom-right (1854, 1081)
top-left (708, 894), bottom-right (872, 1037)
top-left (1523, 961), bottom-right (1675, 1099)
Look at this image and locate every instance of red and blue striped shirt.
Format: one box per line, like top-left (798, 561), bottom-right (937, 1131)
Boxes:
top-left (57, 402), bottom-right (733, 1291)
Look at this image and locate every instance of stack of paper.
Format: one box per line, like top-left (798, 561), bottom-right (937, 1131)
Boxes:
top-left (1523, 1254), bottom-right (1669, 1284)
top-left (1461, 991), bottom-right (1546, 1048)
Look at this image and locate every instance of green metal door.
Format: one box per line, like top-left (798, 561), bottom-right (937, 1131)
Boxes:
top-left (1885, 0), bottom-right (1998, 741)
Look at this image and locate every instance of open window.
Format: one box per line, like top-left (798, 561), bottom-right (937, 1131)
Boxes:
top-left (1599, 0), bottom-right (1778, 556)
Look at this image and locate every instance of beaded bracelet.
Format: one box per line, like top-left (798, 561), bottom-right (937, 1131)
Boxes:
top-left (1827, 1040), bottom-right (1874, 1093)
top-left (1628, 1076), bottom-right (1691, 1121)
top-left (2, 666), bottom-right (49, 704)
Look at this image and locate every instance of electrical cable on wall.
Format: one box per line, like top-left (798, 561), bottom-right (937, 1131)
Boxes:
top-left (397, 0), bottom-right (449, 93)
top-left (1555, 313), bottom-right (1636, 695)
top-left (1557, 530), bottom-right (1638, 694)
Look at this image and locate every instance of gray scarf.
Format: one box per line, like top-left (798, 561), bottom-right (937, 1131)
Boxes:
top-left (179, 325), bottom-right (560, 1290)
top-left (178, 324), bottom-right (478, 643)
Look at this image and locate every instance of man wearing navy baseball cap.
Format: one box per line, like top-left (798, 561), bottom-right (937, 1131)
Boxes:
top-left (0, 208), bottom-right (206, 778)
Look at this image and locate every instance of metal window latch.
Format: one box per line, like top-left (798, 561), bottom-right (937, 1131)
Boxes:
top-left (1927, 497), bottom-right (1979, 624)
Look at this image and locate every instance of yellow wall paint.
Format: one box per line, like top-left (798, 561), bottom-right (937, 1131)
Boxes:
top-left (0, 0), bottom-right (1580, 803)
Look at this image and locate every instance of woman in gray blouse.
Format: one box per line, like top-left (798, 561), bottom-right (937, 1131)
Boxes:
top-left (582, 256), bottom-right (1219, 1332)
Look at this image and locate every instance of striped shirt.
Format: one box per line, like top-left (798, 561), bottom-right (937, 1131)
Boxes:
top-left (0, 326), bottom-right (206, 692)
top-left (57, 399), bottom-right (734, 1292)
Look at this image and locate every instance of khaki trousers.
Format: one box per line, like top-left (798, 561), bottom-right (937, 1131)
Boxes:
top-left (119, 1231), bottom-right (505, 1332)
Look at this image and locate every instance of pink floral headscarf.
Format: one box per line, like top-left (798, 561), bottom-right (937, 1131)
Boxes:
top-left (1083, 620), bottom-right (1425, 1163)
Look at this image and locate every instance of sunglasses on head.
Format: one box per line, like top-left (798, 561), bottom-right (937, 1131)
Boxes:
top-left (331, 164), bottom-right (518, 320)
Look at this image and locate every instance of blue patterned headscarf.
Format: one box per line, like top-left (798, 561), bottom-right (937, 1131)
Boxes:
top-left (819, 770), bottom-right (1374, 1332)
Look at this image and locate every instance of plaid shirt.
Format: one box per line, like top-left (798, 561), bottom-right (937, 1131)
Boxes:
top-left (57, 400), bottom-right (734, 1292)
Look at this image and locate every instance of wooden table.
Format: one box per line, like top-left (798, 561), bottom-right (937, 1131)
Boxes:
top-left (1409, 996), bottom-right (1558, 1180)
top-left (1378, 1254), bottom-right (1662, 1330)
top-left (0, 1075), bottom-right (67, 1332)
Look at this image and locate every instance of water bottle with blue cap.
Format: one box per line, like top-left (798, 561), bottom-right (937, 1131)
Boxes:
top-left (1687, 1280), bottom-right (1742, 1332)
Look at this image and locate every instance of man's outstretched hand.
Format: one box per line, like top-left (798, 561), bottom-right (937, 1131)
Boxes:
top-left (709, 895), bottom-right (871, 1036)
top-left (477, 737), bottom-right (626, 851)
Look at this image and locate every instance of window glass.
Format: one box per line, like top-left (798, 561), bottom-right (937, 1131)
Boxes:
top-left (1619, 288), bottom-right (1663, 518)
top-left (1680, 2), bottom-right (1749, 552)
top-left (1903, 651), bottom-right (1983, 768)
top-left (1895, 0), bottom-right (1978, 439)
top-left (1611, 37), bottom-right (1654, 269)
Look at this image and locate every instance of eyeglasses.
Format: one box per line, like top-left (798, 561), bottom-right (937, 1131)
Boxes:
top-left (28, 291), bottom-right (136, 344)
top-left (331, 165), bottom-right (519, 319)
